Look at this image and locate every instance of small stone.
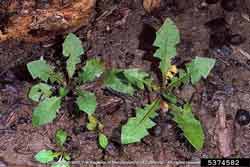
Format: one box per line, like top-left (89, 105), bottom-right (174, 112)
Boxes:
top-left (150, 125), bottom-right (162, 137)
top-left (106, 142), bottom-right (120, 157)
top-left (17, 116), bottom-right (29, 124)
top-left (0, 159), bottom-right (7, 167)
top-left (10, 124), bottom-right (17, 131)
top-left (106, 25), bottom-right (111, 33)
top-left (214, 45), bottom-right (233, 57)
top-left (198, 2), bottom-right (208, 10)
top-left (235, 109), bottom-right (250, 126)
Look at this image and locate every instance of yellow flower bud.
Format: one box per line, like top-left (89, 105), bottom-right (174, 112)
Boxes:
top-left (170, 65), bottom-right (178, 74)
top-left (161, 101), bottom-right (169, 111)
top-left (165, 71), bottom-right (174, 79)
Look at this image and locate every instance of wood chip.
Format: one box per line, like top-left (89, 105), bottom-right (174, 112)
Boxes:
top-left (232, 45), bottom-right (250, 60)
top-left (215, 104), bottom-right (234, 157)
top-left (241, 13), bottom-right (250, 22)
top-left (143, 0), bottom-right (161, 13)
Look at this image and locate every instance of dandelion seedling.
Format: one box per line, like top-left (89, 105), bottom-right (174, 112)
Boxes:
top-left (27, 18), bottom-right (215, 162)
top-left (35, 129), bottom-right (71, 167)
top-left (27, 33), bottom-right (108, 151)
top-left (120, 18), bottom-right (215, 150)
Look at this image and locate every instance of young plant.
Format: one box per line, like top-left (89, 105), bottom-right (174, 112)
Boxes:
top-left (28, 18), bottom-right (215, 153)
top-left (120, 18), bottom-right (216, 150)
top-left (27, 33), bottom-right (108, 150)
top-left (35, 129), bottom-right (71, 167)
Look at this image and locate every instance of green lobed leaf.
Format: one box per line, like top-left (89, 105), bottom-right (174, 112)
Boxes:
top-left (63, 33), bottom-right (84, 78)
top-left (66, 56), bottom-right (81, 79)
top-left (76, 90), bottom-right (97, 115)
top-left (27, 59), bottom-right (54, 82)
top-left (32, 97), bottom-right (61, 127)
top-left (98, 133), bottom-right (109, 149)
top-left (123, 68), bottom-right (153, 90)
top-left (153, 18), bottom-right (180, 76)
top-left (55, 129), bottom-right (68, 147)
top-left (121, 99), bottom-right (161, 144)
top-left (186, 57), bottom-right (216, 84)
top-left (29, 83), bottom-right (52, 102)
top-left (170, 103), bottom-right (204, 150)
top-left (35, 150), bottom-right (57, 164)
top-left (79, 58), bottom-right (105, 83)
top-left (104, 69), bottom-right (135, 96)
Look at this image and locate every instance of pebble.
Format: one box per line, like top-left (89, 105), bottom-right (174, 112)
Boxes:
top-left (9, 124), bottom-right (17, 131)
top-left (214, 45), bottom-right (233, 57)
top-left (150, 125), bottom-right (162, 137)
top-left (106, 142), bottom-right (120, 157)
top-left (0, 160), bottom-right (7, 167)
top-left (198, 2), bottom-right (208, 10)
top-left (235, 109), bottom-right (250, 126)
top-left (17, 117), bottom-right (29, 124)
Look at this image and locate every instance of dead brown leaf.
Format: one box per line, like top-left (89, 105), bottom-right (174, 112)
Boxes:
top-left (143, 0), bottom-right (161, 13)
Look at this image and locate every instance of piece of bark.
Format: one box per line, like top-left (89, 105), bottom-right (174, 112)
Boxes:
top-left (0, 0), bottom-right (96, 42)
top-left (143, 0), bottom-right (161, 13)
top-left (215, 103), bottom-right (234, 157)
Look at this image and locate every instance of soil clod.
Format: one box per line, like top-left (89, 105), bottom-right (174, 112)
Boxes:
top-left (221, 0), bottom-right (236, 12)
top-left (228, 34), bottom-right (245, 45)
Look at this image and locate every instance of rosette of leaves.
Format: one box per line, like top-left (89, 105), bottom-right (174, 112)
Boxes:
top-left (27, 33), bottom-right (111, 150)
top-left (116, 18), bottom-right (215, 150)
top-left (27, 33), bottom-right (84, 127)
top-left (27, 18), bottom-right (216, 152)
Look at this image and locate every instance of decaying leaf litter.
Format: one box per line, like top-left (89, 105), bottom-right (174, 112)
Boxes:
top-left (1, 0), bottom-right (250, 166)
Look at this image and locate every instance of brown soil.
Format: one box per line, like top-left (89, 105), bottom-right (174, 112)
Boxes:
top-left (1, 0), bottom-right (250, 166)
